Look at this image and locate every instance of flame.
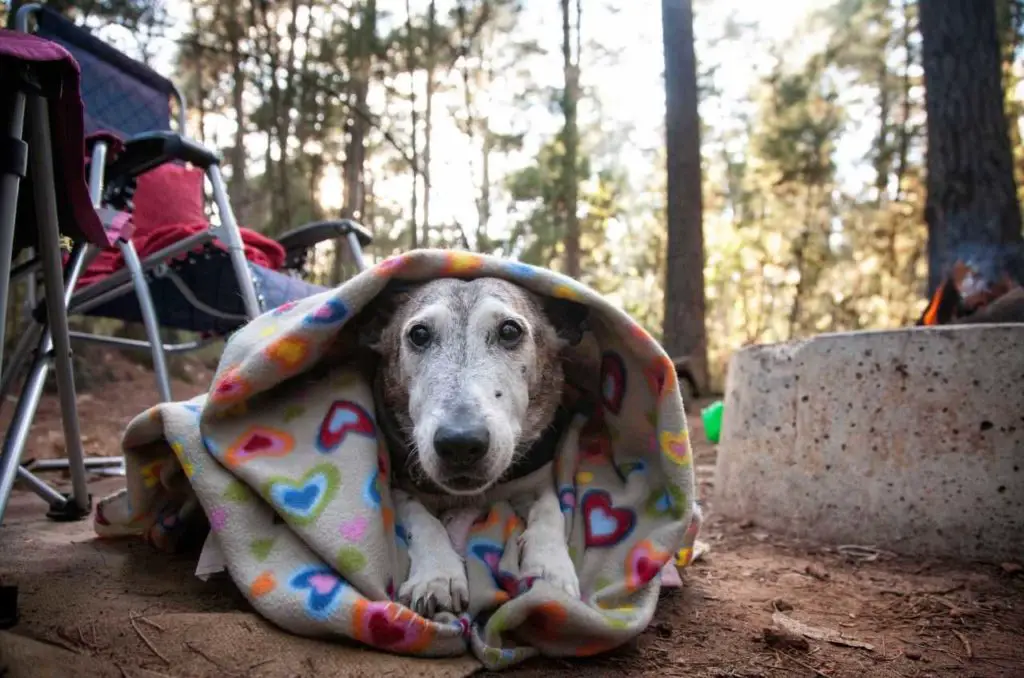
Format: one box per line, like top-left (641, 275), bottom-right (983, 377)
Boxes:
top-left (922, 283), bottom-right (945, 326)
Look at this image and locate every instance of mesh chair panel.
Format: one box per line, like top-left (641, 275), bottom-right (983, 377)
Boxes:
top-left (84, 247), bottom-right (326, 334)
top-left (32, 7), bottom-right (175, 137)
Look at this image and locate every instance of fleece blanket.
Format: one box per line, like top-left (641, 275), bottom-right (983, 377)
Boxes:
top-left (94, 249), bottom-right (702, 669)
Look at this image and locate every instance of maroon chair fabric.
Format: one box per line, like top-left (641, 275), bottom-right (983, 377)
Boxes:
top-left (0, 28), bottom-right (110, 250)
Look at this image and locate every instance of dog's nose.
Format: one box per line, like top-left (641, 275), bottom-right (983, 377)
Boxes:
top-left (433, 422), bottom-right (490, 467)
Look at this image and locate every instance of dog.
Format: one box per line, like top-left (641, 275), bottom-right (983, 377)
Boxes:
top-left (353, 276), bottom-right (589, 617)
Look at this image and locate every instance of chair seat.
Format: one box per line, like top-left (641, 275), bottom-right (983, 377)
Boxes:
top-left (83, 247), bottom-right (327, 334)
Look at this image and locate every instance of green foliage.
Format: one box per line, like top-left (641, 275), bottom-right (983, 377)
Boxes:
top-left (17, 0), bottom-right (1022, 392)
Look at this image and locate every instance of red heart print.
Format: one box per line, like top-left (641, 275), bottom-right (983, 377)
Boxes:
top-left (581, 490), bottom-right (636, 548)
top-left (244, 434), bottom-right (273, 452)
top-left (317, 401), bottom-right (376, 453)
top-left (225, 427), bottom-right (294, 467)
top-left (635, 556), bottom-right (662, 585)
top-left (368, 611), bottom-right (406, 647)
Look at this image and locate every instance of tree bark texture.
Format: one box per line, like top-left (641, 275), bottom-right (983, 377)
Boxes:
top-left (560, 0), bottom-right (580, 278)
top-left (661, 0), bottom-right (708, 391)
top-left (919, 0), bottom-right (1024, 294)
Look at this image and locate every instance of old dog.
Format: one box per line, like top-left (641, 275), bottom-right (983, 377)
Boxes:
top-left (354, 277), bottom-right (589, 617)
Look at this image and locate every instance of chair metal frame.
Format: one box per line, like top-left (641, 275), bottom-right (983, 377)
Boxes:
top-left (0, 5), bottom-right (371, 524)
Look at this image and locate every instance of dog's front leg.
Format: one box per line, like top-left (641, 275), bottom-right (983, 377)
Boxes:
top-left (517, 485), bottom-right (581, 599)
top-left (394, 490), bottom-right (469, 617)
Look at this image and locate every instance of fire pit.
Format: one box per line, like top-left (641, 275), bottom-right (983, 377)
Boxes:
top-left (714, 323), bottom-right (1024, 561)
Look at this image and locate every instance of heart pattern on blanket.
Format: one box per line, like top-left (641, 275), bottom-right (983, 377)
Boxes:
top-left (336, 545), bottom-right (367, 573)
top-left (363, 470), bottom-right (382, 508)
top-left (579, 424), bottom-right (612, 465)
top-left (643, 487), bottom-right (673, 517)
top-left (558, 486), bottom-right (576, 513)
top-left (615, 459), bottom-right (647, 484)
top-left (470, 541), bottom-right (518, 597)
top-left (210, 368), bottom-right (249, 404)
top-left (600, 352), bottom-right (627, 415)
top-left (271, 300), bottom-right (299, 316)
top-left (265, 464), bottom-right (341, 525)
top-left (316, 401), bottom-right (375, 453)
top-left (659, 429), bottom-right (691, 466)
top-left (226, 427), bottom-right (295, 467)
top-left (643, 355), bottom-right (676, 400)
top-left (352, 600), bottom-right (435, 652)
top-left (375, 253), bottom-right (410, 276)
top-left (581, 490), bottom-right (636, 548)
top-left (339, 515), bottom-right (369, 541)
top-left (624, 540), bottom-right (670, 592)
top-left (250, 537), bottom-right (275, 561)
top-left (304, 298), bottom-right (349, 326)
top-left (442, 251), bottom-right (484, 275)
top-left (290, 566), bottom-right (347, 620)
top-left (266, 336), bottom-right (310, 371)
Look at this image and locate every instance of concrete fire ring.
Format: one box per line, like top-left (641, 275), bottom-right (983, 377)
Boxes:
top-left (714, 324), bottom-right (1024, 562)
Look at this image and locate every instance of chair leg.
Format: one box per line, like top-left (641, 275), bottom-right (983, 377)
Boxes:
top-left (0, 91), bottom-right (27, 382)
top-left (0, 336), bottom-right (62, 522)
top-left (120, 239), bottom-right (172, 402)
top-left (206, 164), bottom-right (262, 318)
top-left (0, 241), bottom-right (93, 522)
top-left (26, 95), bottom-right (88, 518)
top-left (0, 318), bottom-right (43, 418)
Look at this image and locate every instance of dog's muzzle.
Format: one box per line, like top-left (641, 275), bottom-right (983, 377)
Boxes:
top-left (432, 410), bottom-right (491, 491)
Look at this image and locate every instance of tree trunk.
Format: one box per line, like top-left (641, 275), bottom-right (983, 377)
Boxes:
top-left (189, 2), bottom-right (208, 146)
top-left (226, 1), bottom-right (246, 210)
top-left (661, 0), bottom-right (708, 391)
top-left (560, 0), bottom-right (581, 278)
top-left (919, 0), bottom-right (1024, 294)
top-left (423, 0), bottom-right (436, 248)
top-left (405, 0), bottom-right (419, 250)
top-left (337, 0), bottom-right (374, 283)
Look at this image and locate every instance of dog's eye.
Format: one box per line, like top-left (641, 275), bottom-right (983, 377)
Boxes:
top-left (497, 320), bottom-right (523, 346)
top-left (407, 324), bottom-right (432, 348)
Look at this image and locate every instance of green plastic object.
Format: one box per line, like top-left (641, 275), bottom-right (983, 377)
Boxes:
top-left (701, 400), bottom-right (724, 444)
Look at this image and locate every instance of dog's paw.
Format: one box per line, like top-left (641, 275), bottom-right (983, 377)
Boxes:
top-left (398, 568), bottom-right (469, 618)
top-left (520, 535), bottom-right (580, 599)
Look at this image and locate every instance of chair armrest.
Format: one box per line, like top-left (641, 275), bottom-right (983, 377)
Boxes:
top-left (104, 132), bottom-right (221, 182)
top-left (277, 219), bottom-right (373, 250)
top-left (275, 219), bottom-right (371, 271)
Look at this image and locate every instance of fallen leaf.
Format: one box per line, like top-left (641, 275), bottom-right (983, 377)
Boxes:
top-left (1000, 562), bottom-right (1022, 576)
top-left (771, 611), bottom-right (875, 651)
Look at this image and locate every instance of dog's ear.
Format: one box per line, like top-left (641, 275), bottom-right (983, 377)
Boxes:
top-left (542, 295), bottom-right (589, 347)
top-left (352, 280), bottom-right (417, 352)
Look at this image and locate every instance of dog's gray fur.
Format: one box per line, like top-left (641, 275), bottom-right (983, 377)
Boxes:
top-left (354, 277), bottom-right (585, 616)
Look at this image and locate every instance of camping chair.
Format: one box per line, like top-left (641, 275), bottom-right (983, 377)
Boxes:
top-left (0, 5), bottom-right (372, 524)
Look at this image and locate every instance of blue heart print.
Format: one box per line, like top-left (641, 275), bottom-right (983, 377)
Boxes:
top-left (272, 474), bottom-right (328, 518)
top-left (304, 298), bottom-right (349, 326)
top-left (290, 566), bottom-right (348, 620)
top-left (469, 540), bottom-right (518, 596)
top-left (363, 471), bottom-right (382, 508)
top-left (504, 261), bottom-right (539, 279)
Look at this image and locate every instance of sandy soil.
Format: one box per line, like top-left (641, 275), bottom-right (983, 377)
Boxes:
top-left (1, 353), bottom-right (1022, 677)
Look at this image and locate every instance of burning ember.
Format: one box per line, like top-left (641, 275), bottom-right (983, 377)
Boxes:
top-left (918, 247), bottom-right (1024, 326)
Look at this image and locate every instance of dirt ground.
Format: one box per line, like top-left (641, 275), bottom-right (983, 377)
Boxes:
top-left (1, 353), bottom-right (1023, 677)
